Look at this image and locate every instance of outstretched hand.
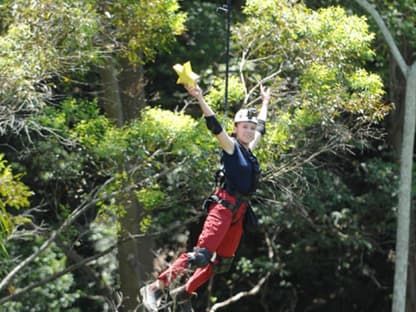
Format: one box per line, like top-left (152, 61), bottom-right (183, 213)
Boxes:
top-left (184, 84), bottom-right (203, 100)
top-left (260, 84), bottom-right (271, 104)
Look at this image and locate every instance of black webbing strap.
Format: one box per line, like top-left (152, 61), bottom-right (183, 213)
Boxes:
top-left (209, 194), bottom-right (236, 211)
top-left (208, 192), bottom-right (250, 222)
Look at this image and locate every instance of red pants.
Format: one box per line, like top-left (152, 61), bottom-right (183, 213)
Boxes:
top-left (158, 188), bottom-right (247, 294)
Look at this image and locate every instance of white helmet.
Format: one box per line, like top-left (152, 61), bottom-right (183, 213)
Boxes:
top-left (234, 108), bottom-right (258, 124)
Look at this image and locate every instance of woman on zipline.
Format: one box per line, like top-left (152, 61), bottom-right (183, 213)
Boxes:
top-left (140, 81), bottom-right (270, 312)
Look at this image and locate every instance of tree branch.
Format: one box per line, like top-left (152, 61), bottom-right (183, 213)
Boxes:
top-left (208, 273), bottom-right (271, 312)
top-left (0, 177), bottom-right (116, 293)
top-left (0, 241), bottom-right (118, 305)
top-left (0, 212), bottom-right (203, 305)
top-left (208, 230), bottom-right (277, 312)
top-left (354, 0), bottom-right (408, 76)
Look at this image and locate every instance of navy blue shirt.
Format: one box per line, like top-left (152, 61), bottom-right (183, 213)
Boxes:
top-left (221, 140), bottom-right (260, 195)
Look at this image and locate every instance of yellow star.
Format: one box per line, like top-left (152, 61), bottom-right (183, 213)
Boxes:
top-left (173, 61), bottom-right (200, 87)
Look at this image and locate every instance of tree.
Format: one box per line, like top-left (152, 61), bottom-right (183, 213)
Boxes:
top-left (170, 1), bottom-right (393, 310)
top-left (352, 2), bottom-right (416, 312)
top-left (0, 0), bottom-right (101, 134)
top-left (0, 0), bottom-right (399, 311)
top-left (90, 2), bottom-right (186, 310)
top-left (306, 0), bottom-right (416, 310)
top-left (0, 1), bottom-right (187, 310)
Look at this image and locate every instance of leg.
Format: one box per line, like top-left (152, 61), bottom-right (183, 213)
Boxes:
top-left (141, 253), bottom-right (189, 311)
top-left (185, 263), bottom-right (214, 293)
top-left (179, 202), bottom-right (233, 293)
top-left (142, 203), bottom-right (232, 311)
top-left (185, 202), bottom-right (247, 293)
top-left (157, 202), bottom-right (233, 288)
top-left (141, 191), bottom-right (241, 310)
top-left (158, 253), bottom-right (189, 287)
top-left (216, 204), bottom-right (245, 258)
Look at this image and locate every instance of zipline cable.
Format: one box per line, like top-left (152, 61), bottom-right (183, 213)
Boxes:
top-left (217, 0), bottom-right (232, 123)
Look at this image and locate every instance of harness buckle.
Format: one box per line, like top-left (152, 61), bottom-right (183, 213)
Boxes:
top-left (214, 168), bottom-right (226, 187)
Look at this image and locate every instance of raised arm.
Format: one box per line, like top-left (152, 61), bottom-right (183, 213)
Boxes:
top-left (184, 84), bottom-right (235, 154)
top-left (249, 84), bottom-right (270, 151)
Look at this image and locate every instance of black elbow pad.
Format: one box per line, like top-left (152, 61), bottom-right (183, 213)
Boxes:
top-left (205, 115), bottom-right (223, 135)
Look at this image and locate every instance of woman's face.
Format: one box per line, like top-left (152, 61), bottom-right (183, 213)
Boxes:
top-left (234, 121), bottom-right (257, 146)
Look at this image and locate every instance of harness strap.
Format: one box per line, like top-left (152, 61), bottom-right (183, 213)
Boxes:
top-left (209, 194), bottom-right (236, 211)
top-left (208, 193), bottom-right (250, 223)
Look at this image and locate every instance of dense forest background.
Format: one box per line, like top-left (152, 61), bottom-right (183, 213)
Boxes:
top-left (0, 0), bottom-right (415, 311)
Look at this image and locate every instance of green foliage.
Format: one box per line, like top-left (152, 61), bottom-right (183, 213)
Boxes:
top-left (31, 98), bottom-right (216, 230)
top-left (217, 1), bottom-right (396, 310)
top-left (105, 0), bottom-right (187, 64)
top-left (233, 156), bottom-right (398, 311)
top-left (0, 0), bottom-right (187, 310)
top-left (26, 98), bottom-right (112, 198)
top-left (136, 187), bottom-right (166, 211)
top-left (93, 107), bottom-right (218, 230)
top-left (237, 0), bottom-right (389, 140)
top-left (11, 95), bottom-right (219, 307)
top-left (0, 0), bottom-right (101, 131)
top-left (377, 0), bottom-right (416, 52)
top-left (0, 154), bottom-right (33, 256)
top-left (2, 98), bottom-right (119, 312)
top-left (205, 76), bottom-right (246, 114)
top-left (345, 68), bottom-right (388, 120)
top-left (144, 0), bottom-right (235, 109)
top-left (233, 0), bottom-right (392, 216)
top-left (136, 107), bottom-right (199, 154)
top-left (0, 0), bottom-right (186, 134)
top-left (306, 0), bottom-right (416, 51)
top-left (0, 0), bottom-right (401, 311)
top-left (1, 241), bottom-right (79, 312)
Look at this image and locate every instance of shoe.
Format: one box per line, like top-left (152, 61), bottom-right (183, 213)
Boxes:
top-left (140, 284), bottom-right (163, 312)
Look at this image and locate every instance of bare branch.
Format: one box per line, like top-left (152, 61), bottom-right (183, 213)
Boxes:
top-left (354, 0), bottom-right (408, 76)
top-left (0, 177), bottom-right (117, 292)
top-left (208, 230), bottom-right (277, 312)
top-left (244, 70), bottom-right (282, 107)
top-left (209, 273), bottom-right (271, 312)
top-left (0, 212), bottom-right (202, 305)
top-left (0, 240), bottom-right (118, 305)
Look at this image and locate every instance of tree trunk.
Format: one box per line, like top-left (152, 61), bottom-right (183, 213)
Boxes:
top-left (119, 57), bottom-right (147, 122)
top-left (406, 204), bottom-right (416, 312)
top-left (386, 54), bottom-right (406, 154)
top-left (99, 56), bottom-right (154, 311)
top-left (117, 195), bottom-right (154, 311)
top-left (98, 59), bottom-right (124, 126)
top-left (392, 63), bottom-right (416, 312)
top-left (352, 2), bottom-right (415, 312)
